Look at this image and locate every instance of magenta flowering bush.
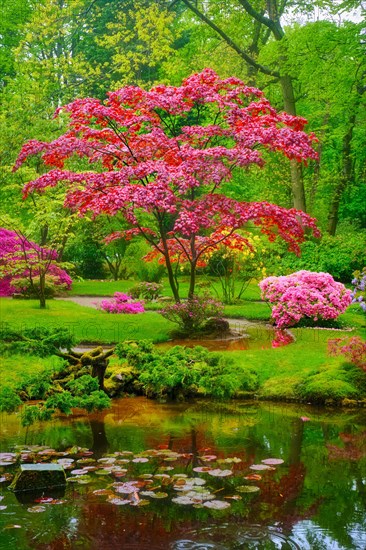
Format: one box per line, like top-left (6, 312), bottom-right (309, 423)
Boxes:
top-left (259, 270), bottom-right (352, 328)
top-left (0, 228), bottom-right (72, 298)
top-left (99, 292), bottom-right (144, 314)
top-left (160, 293), bottom-right (224, 333)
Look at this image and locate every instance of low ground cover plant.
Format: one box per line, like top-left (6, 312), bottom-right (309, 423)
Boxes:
top-left (259, 270), bottom-right (352, 328)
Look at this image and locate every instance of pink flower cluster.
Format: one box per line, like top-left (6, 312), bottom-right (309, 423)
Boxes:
top-left (99, 292), bottom-right (144, 314)
top-left (259, 270), bottom-right (352, 328)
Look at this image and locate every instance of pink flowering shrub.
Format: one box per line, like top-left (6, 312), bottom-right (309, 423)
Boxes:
top-left (99, 292), bottom-right (144, 314)
top-left (160, 293), bottom-right (224, 333)
top-left (259, 270), bottom-right (352, 328)
top-left (328, 337), bottom-right (366, 371)
top-left (0, 228), bottom-right (72, 297)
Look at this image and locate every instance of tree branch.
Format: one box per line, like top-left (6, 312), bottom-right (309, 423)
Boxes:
top-left (180, 0), bottom-right (279, 77)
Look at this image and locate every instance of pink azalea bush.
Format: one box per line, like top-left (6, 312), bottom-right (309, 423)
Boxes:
top-left (99, 292), bottom-right (144, 314)
top-left (259, 270), bottom-right (352, 328)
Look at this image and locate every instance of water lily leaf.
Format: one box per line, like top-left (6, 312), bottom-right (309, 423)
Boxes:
top-left (132, 499), bottom-right (150, 507)
top-left (185, 477), bottom-right (206, 486)
top-left (244, 474), bottom-right (262, 481)
top-left (150, 492), bottom-right (169, 499)
top-left (203, 500), bottom-right (230, 510)
top-left (3, 525), bottom-right (22, 529)
top-left (172, 473), bottom-right (188, 478)
top-left (200, 455), bottom-right (217, 461)
top-left (95, 469), bottom-right (112, 476)
top-left (261, 458), bottom-right (284, 465)
top-left (207, 469), bottom-right (233, 477)
top-left (114, 482), bottom-right (140, 494)
top-left (71, 469), bottom-right (89, 475)
top-left (249, 464), bottom-right (275, 471)
top-left (0, 506), bottom-right (7, 511)
top-left (172, 496), bottom-right (194, 505)
top-left (217, 457), bottom-right (242, 464)
top-left (77, 458), bottom-right (95, 465)
top-left (27, 506), bottom-right (46, 513)
top-left (34, 497), bottom-right (54, 504)
top-left (98, 457), bottom-right (116, 464)
top-left (236, 485), bottom-right (260, 493)
top-left (224, 495), bottom-right (242, 501)
top-left (108, 498), bottom-right (130, 506)
top-left (193, 467), bottom-right (213, 473)
top-left (57, 458), bottom-right (74, 465)
top-left (0, 453), bottom-right (16, 460)
top-left (138, 474), bottom-right (153, 479)
top-left (139, 490), bottom-right (156, 497)
top-left (132, 457), bottom-right (149, 463)
top-left (0, 461), bottom-right (15, 467)
top-left (185, 490), bottom-right (215, 502)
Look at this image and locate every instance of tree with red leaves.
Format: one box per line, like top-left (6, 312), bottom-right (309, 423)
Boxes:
top-left (15, 69), bottom-right (320, 302)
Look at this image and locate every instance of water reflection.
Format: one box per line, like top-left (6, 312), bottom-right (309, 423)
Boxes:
top-left (0, 398), bottom-right (366, 550)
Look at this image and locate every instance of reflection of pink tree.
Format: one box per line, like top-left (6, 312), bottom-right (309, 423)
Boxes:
top-left (15, 69), bottom-right (320, 303)
top-left (0, 227), bottom-right (72, 308)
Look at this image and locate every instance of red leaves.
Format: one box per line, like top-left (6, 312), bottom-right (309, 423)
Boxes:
top-left (14, 69), bottom-right (320, 278)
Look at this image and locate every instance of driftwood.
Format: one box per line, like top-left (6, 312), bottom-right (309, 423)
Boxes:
top-left (55, 347), bottom-right (114, 392)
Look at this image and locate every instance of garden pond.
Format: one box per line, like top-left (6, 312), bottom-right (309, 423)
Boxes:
top-left (0, 397), bottom-right (365, 549)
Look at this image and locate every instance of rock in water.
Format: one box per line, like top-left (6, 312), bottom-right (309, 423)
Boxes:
top-left (9, 464), bottom-right (66, 492)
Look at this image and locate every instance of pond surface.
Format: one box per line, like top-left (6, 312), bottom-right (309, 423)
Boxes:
top-left (0, 398), bottom-right (366, 550)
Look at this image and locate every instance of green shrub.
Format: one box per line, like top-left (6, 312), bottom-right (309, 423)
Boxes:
top-left (115, 340), bottom-right (258, 400)
top-left (272, 232), bottom-right (366, 282)
top-left (0, 386), bottom-right (22, 413)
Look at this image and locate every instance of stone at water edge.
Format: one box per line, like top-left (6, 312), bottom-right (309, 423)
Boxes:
top-left (9, 464), bottom-right (66, 492)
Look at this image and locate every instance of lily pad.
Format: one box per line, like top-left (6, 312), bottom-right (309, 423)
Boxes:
top-left (172, 496), bottom-right (194, 505)
top-left (236, 485), bottom-right (260, 493)
top-left (249, 464), bottom-right (275, 471)
top-left (261, 458), bottom-right (284, 465)
top-left (203, 500), bottom-right (230, 510)
top-left (207, 469), bottom-right (233, 477)
top-left (132, 458), bottom-right (149, 463)
top-left (108, 498), bottom-right (130, 506)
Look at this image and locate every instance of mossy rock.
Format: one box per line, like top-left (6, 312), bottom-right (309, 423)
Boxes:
top-left (9, 464), bottom-right (66, 493)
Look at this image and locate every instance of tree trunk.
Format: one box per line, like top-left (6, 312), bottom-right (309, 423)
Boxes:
top-left (280, 75), bottom-right (306, 212)
top-left (188, 260), bottom-right (197, 299)
top-left (39, 272), bottom-right (47, 309)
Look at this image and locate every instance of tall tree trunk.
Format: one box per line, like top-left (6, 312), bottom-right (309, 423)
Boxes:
top-left (279, 75), bottom-right (306, 212)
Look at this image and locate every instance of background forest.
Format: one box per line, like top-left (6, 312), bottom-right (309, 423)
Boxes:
top-left (0, 0), bottom-right (365, 283)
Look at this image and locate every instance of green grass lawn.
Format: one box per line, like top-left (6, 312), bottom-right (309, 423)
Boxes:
top-left (69, 277), bottom-right (263, 301)
top-left (0, 298), bottom-right (173, 344)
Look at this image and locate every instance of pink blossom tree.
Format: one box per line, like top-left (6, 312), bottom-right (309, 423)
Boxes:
top-left (15, 69), bottom-right (320, 302)
top-left (0, 228), bottom-right (72, 308)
